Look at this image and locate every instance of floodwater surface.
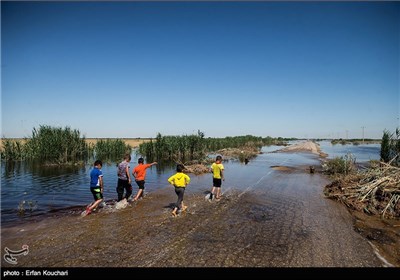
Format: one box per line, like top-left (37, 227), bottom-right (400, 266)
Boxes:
top-left (1, 143), bottom-right (393, 268)
top-left (1, 141), bottom-right (380, 226)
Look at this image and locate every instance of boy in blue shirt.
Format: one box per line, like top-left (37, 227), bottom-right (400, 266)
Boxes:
top-left (84, 160), bottom-right (104, 216)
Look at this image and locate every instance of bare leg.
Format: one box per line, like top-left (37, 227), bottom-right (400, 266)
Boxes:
top-left (87, 199), bottom-right (103, 213)
top-left (171, 207), bottom-right (178, 217)
top-left (134, 189), bottom-right (143, 201)
top-left (215, 188), bottom-right (222, 199)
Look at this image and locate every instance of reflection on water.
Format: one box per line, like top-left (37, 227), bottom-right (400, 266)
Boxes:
top-left (1, 143), bottom-right (380, 227)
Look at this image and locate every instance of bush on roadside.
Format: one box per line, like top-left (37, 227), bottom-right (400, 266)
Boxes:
top-left (323, 153), bottom-right (357, 176)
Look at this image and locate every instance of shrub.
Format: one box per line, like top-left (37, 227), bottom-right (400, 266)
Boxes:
top-left (323, 153), bottom-right (357, 176)
top-left (380, 128), bottom-right (400, 166)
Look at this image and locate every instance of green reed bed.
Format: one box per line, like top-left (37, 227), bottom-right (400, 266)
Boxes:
top-left (1, 138), bottom-right (28, 161)
top-left (322, 153), bottom-right (357, 176)
top-left (204, 135), bottom-right (266, 152)
top-left (138, 132), bottom-right (283, 162)
top-left (94, 138), bottom-right (132, 163)
top-left (1, 125), bottom-right (91, 164)
top-left (1, 125), bottom-right (131, 165)
top-left (138, 132), bottom-right (207, 163)
top-left (381, 128), bottom-right (400, 166)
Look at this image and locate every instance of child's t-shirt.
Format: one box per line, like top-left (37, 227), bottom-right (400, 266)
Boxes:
top-left (211, 162), bottom-right (224, 179)
top-left (90, 167), bottom-right (103, 187)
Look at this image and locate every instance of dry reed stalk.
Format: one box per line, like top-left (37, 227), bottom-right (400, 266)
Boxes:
top-left (324, 161), bottom-right (400, 219)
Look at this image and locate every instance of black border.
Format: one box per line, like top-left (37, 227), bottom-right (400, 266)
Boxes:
top-left (1, 267), bottom-right (398, 279)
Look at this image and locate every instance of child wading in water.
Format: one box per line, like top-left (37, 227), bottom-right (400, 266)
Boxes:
top-left (132, 157), bottom-right (157, 202)
top-left (84, 160), bottom-right (104, 216)
top-left (209, 155), bottom-right (224, 201)
top-left (116, 154), bottom-right (132, 202)
top-left (168, 164), bottom-right (191, 217)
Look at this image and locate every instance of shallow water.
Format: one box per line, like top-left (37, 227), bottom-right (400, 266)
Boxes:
top-left (1, 142), bottom-right (380, 227)
top-left (317, 140), bottom-right (381, 162)
top-left (1, 165), bottom-right (384, 267)
top-left (2, 142), bottom-right (391, 268)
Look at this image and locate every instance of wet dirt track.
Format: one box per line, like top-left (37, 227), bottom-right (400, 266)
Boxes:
top-left (1, 169), bottom-right (390, 268)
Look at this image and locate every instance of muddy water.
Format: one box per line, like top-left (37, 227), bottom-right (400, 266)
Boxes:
top-left (1, 154), bottom-right (387, 268)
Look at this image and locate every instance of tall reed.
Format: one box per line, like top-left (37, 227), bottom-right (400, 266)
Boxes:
top-left (381, 128), bottom-right (400, 166)
top-left (94, 138), bottom-right (132, 163)
top-left (27, 125), bottom-right (90, 164)
top-left (138, 132), bottom-right (283, 162)
top-left (1, 125), bottom-right (91, 164)
top-left (1, 138), bottom-right (28, 161)
top-left (138, 131), bottom-right (207, 162)
top-left (322, 153), bottom-right (357, 176)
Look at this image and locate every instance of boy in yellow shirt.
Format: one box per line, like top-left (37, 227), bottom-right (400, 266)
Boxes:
top-left (209, 155), bottom-right (224, 200)
top-left (168, 164), bottom-right (191, 217)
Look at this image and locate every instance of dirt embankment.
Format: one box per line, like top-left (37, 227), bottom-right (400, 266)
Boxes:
top-left (215, 147), bottom-right (261, 160)
top-left (275, 140), bottom-right (328, 157)
top-left (183, 147), bottom-right (261, 175)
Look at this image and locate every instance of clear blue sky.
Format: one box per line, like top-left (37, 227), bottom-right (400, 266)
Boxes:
top-left (2, 1), bottom-right (399, 139)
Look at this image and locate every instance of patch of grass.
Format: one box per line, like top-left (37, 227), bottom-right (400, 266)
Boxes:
top-left (323, 153), bottom-right (357, 176)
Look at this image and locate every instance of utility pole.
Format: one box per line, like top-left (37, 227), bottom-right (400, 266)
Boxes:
top-left (361, 126), bottom-right (365, 143)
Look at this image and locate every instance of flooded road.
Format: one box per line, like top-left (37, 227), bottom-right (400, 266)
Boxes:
top-left (1, 157), bottom-right (387, 268)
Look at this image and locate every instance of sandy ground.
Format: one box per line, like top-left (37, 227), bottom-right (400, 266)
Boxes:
top-left (276, 140), bottom-right (328, 157)
top-left (1, 140), bottom-right (399, 272)
top-left (85, 138), bottom-right (150, 148)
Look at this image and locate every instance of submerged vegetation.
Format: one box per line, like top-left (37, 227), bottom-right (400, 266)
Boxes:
top-left (1, 125), bottom-right (131, 164)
